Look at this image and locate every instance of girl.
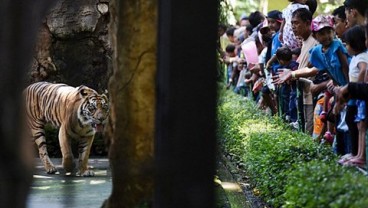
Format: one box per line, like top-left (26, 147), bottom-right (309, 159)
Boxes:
top-left (308, 15), bottom-right (350, 148)
top-left (339, 25), bottom-right (368, 167)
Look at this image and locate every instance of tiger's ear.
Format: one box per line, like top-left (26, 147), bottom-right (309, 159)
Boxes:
top-left (78, 85), bottom-right (95, 97)
top-left (103, 89), bottom-right (109, 98)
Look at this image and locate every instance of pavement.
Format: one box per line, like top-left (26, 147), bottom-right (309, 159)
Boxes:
top-left (27, 157), bottom-right (112, 208)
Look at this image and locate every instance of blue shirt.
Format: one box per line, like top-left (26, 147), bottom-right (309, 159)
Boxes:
top-left (271, 32), bottom-right (282, 74)
top-left (277, 60), bottom-right (299, 71)
top-left (271, 32), bottom-right (282, 56)
top-left (309, 39), bottom-right (350, 86)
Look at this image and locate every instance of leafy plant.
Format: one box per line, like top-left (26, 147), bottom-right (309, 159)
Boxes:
top-left (217, 88), bottom-right (368, 207)
top-left (284, 161), bottom-right (368, 208)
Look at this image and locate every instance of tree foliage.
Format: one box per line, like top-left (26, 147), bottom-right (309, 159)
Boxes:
top-left (220, 0), bottom-right (346, 25)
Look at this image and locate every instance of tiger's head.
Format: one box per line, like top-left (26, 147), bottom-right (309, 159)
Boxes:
top-left (78, 86), bottom-right (110, 132)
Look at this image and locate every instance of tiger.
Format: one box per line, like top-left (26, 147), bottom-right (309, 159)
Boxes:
top-left (24, 81), bottom-right (109, 176)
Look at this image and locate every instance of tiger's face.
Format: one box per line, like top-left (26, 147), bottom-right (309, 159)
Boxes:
top-left (78, 87), bottom-right (109, 132)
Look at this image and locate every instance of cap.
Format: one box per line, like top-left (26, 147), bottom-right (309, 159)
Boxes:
top-left (311, 15), bottom-right (334, 32)
top-left (267, 10), bottom-right (283, 23)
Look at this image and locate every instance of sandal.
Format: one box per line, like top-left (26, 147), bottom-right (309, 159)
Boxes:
top-left (337, 154), bottom-right (354, 165)
top-left (343, 158), bottom-right (366, 168)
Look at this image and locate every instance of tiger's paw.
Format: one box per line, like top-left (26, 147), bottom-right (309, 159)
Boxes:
top-left (46, 166), bottom-right (58, 174)
top-left (77, 169), bottom-right (95, 177)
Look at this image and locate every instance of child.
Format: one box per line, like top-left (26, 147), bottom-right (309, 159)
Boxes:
top-left (263, 10), bottom-right (283, 75)
top-left (311, 72), bottom-right (332, 140)
top-left (234, 62), bottom-right (250, 97)
top-left (309, 15), bottom-right (350, 149)
top-left (273, 13), bottom-right (351, 140)
top-left (224, 44), bottom-right (239, 88)
top-left (275, 47), bottom-right (299, 125)
top-left (279, 0), bottom-right (309, 49)
top-left (309, 14), bottom-right (349, 85)
top-left (250, 12), bottom-right (283, 115)
top-left (339, 25), bottom-right (368, 167)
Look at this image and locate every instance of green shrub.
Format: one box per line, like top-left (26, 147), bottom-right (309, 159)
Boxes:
top-left (217, 88), bottom-right (368, 207)
top-left (284, 161), bottom-right (368, 208)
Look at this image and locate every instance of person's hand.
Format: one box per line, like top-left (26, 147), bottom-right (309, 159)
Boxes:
top-left (226, 80), bottom-right (232, 89)
top-left (326, 80), bottom-right (335, 95)
top-left (223, 57), bottom-right (230, 64)
top-left (250, 64), bottom-right (261, 74)
top-left (244, 79), bottom-right (252, 84)
top-left (238, 58), bottom-right (246, 64)
top-left (332, 85), bottom-right (349, 114)
top-left (272, 68), bottom-right (291, 85)
top-left (264, 62), bottom-right (271, 71)
top-left (278, 32), bottom-right (283, 43)
top-left (319, 111), bottom-right (327, 123)
top-left (335, 85), bottom-right (350, 103)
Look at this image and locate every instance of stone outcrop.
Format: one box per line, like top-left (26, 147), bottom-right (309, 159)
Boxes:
top-left (31, 0), bottom-right (111, 92)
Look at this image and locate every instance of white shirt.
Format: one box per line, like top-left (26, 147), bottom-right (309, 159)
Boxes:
top-left (349, 52), bottom-right (368, 82)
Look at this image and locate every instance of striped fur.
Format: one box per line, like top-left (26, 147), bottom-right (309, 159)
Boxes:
top-left (24, 82), bottom-right (109, 176)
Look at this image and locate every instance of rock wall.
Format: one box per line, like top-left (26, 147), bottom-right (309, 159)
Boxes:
top-left (30, 0), bottom-right (111, 92)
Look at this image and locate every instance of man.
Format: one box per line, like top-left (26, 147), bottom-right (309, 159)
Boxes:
top-left (344, 0), bottom-right (368, 28)
top-left (332, 6), bottom-right (348, 40)
top-left (274, 8), bottom-right (318, 135)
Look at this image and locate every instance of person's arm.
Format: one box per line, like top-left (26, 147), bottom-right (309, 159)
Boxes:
top-left (347, 82), bottom-right (368, 100)
top-left (273, 66), bottom-right (319, 84)
top-left (249, 63), bottom-right (263, 74)
top-left (357, 62), bottom-right (367, 82)
top-left (333, 82), bottom-right (368, 114)
top-left (278, 18), bottom-right (285, 43)
top-left (265, 54), bottom-right (277, 69)
top-left (333, 82), bottom-right (368, 104)
top-left (309, 79), bottom-right (328, 97)
top-left (337, 49), bottom-right (349, 82)
top-left (245, 72), bottom-right (259, 84)
top-left (333, 84), bottom-right (349, 114)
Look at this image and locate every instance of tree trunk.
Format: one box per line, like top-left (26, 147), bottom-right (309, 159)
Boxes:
top-left (154, 0), bottom-right (218, 207)
top-left (103, 0), bottom-right (156, 207)
top-left (0, 1), bottom-right (56, 207)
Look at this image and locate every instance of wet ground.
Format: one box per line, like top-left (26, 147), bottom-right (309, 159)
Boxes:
top-left (27, 158), bottom-right (112, 208)
top-left (27, 156), bottom-right (261, 208)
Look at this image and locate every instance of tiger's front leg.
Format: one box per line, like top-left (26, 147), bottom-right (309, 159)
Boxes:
top-left (77, 136), bottom-right (94, 177)
top-left (59, 125), bottom-right (75, 173)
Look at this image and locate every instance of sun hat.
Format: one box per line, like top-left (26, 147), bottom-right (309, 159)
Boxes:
top-left (311, 14), bottom-right (334, 32)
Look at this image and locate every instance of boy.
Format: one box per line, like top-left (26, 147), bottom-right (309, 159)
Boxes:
top-left (275, 47), bottom-right (299, 125)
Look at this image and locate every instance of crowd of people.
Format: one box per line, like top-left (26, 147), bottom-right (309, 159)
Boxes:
top-left (218, 0), bottom-right (368, 168)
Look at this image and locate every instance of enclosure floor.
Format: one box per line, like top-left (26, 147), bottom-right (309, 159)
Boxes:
top-left (27, 158), bottom-right (111, 208)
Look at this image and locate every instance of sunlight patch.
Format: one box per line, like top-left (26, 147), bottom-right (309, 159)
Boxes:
top-left (90, 180), bottom-right (106, 185)
top-left (221, 182), bottom-right (243, 192)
